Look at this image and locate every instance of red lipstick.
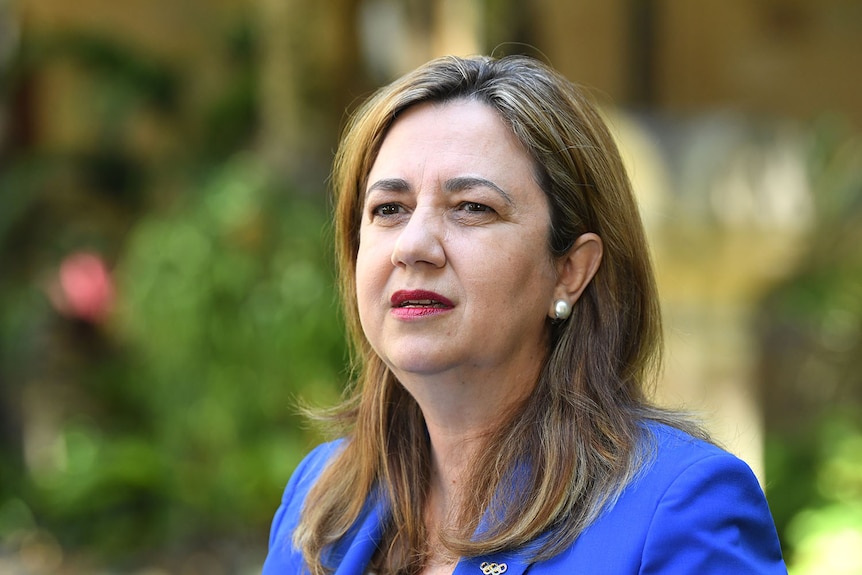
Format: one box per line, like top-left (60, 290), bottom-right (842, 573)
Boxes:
top-left (390, 290), bottom-right (454, 319)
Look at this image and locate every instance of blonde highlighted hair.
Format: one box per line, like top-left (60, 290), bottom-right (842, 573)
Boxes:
top-left (295, 55), bottom-right (703, 575)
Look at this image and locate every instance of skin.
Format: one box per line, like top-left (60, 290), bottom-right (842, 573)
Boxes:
top-left (355, 99), bottom-right (602, 574)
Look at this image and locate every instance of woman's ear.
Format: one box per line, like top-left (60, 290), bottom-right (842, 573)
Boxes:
top-left (549, 232), bottom-right (603, 317)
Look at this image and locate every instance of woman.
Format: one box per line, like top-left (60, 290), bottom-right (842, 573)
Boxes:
top-left (263, 55), bottom-right (786, 574)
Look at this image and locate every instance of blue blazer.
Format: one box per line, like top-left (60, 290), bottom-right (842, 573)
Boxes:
top-left (263, 423), bottom-right (787, 574)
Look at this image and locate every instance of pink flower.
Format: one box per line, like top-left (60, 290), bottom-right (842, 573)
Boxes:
top-left (54, 252), bottom-right (115, 322)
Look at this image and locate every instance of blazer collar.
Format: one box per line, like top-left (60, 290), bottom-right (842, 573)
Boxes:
top-left (331, 495), bottom-right (386, 575)
top-left (328, 498), bottom-right (535, 575)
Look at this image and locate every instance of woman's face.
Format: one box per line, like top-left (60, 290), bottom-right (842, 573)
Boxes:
top-left (356, 99), bottom-right (559, 391)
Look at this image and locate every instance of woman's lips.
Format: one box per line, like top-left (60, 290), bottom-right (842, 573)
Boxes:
top-left (390, 290), bottom-right (454, 319)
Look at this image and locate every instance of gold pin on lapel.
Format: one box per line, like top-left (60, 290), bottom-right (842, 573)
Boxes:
top-left (480, 561), bottom-right (508, 574)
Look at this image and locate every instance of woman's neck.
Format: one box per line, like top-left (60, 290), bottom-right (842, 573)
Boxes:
top-left (391, 365), bottom-right (540, 570)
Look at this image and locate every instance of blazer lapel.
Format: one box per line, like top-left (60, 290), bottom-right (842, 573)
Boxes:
top-left (326, 506), bottom-right (535, 575)
top-left (326, 486), bottom-right (537, 575)
top-left (332, 497), bottom-right (387, 575)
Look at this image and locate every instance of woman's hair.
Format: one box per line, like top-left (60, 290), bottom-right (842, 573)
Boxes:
top-left (295, 55), bottom-right (702, 574)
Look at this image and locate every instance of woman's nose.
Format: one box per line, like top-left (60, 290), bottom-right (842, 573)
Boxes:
top-left (391, 207), bottom-right (446, 269)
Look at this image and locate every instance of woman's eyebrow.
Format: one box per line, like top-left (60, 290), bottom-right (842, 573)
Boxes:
top-left (445, 176), bottom-right (514, 206)
top-left (366, 177), bottom-right (411, 195)
top-left (365, 176), bottom-right (514, 206)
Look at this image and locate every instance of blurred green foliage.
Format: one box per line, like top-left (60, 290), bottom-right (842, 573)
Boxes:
top-left (759, 116), bottom-right (862, 571)
top-left (0, 157), bottom-right (347, 562)
top-left (119, 160), bottom-right (341, 542)
top-left (0, 23), bottom-right (346, 569)
top-left (767, 413), bottom-right (862, 575)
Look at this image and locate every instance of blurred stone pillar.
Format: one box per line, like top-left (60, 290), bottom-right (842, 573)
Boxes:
top-left (256, 0), bottom-right (304, 178)
top-left (610, 111), bottom-right (812, 484)
top-left (359, 0), bottom-right (483, 80)
top-left (430, 0), bottom-right (483, 58)
top-left (257, 0), bottom-right (364, 184)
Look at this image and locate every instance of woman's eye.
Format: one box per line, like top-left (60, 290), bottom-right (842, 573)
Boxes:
top-left (372, 203), bottom-right (403, 216)
top-left (461, 202), bottom-right (493, 213)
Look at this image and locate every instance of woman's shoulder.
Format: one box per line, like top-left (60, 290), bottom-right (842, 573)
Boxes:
top-left (635, 420), bottom-right (757, 495)
top-left (532, 421), bottom-right (786, 573)
top-left (296, 439), bottom-right (346, 477)
top-left (641, 420), bottom-right (726, 461)
top-left (269, 439), bottom-right (346, 540)
top-left (639, 421), bottom-right (754, 482)
top-left (262, 439), bottom-right (347, 572)
top-left (281, 439), bottom-right (346, 504)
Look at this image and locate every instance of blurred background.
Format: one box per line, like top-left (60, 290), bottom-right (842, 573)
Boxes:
top-left (0, 0), bottom-right (860, 573)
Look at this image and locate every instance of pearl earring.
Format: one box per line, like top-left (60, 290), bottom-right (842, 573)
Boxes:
top-left (554, 299), bottom-right (572, 320)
